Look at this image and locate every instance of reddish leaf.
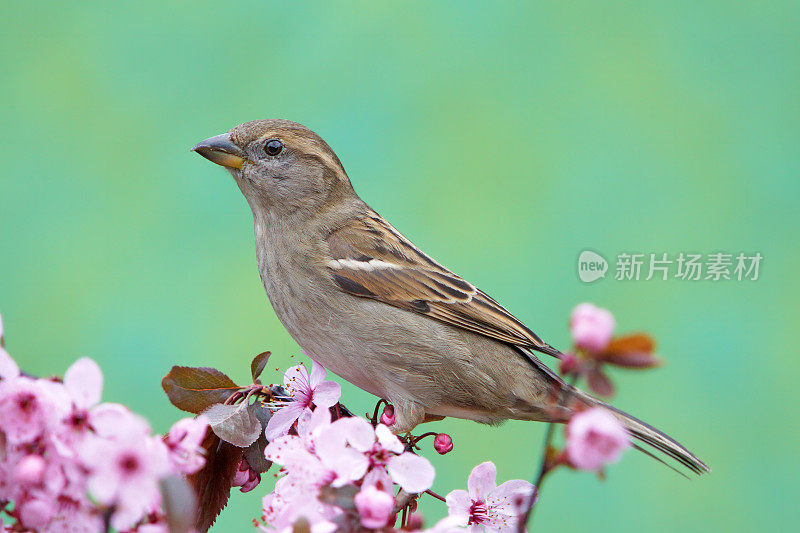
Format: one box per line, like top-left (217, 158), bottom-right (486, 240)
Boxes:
top-left (204, 403), bottom-right (262, 447)
top-left (601, 334), bottom-right (661, 369)
top-left (187, 429), bottom-right (244, 532)
top-left (604, 333), bottom-right (655, 355)
top-left (603, 351), bottom-right (662, 368)
top-left (244, 402), bottom-right (273, 473)
top-left (251, 351), bottom-right (271, 382)
top-left (162, 366), bottom-right (240, 414)
top-left (586, 367), bottom-right (615, 397)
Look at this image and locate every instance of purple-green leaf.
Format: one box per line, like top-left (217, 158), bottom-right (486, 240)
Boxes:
top-left (187, 431), bottom-right (243, 532)
top-left (250, 351), bottom-right (271, 382)
top-left (204, 402), bottom-right (262, 447)
top-left (243, 401), bottom-right (273, 473)
top-left (161, 366), bottom-right (240, 414)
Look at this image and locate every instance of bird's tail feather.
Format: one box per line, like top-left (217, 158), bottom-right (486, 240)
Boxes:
top-left (574, 390), bottom-right (710, 475)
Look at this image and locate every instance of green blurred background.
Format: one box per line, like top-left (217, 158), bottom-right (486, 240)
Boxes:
top-left (1, 1), bottom-right (797, 531)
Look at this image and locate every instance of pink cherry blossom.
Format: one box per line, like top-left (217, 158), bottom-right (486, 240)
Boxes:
top-left (80, 420), bottom-right (170, 529)
top-left (335, 417), bottom-right (435, 493)
top-left (354, 485), bottom-right (394, 529)
top-left (570, 302), bottom-right (616, 353)
top-left (266, 409), bottom-right (368, 489)
top-left (565, 407), bottom-right (630, 471)
top-left (0, 377), bottom-right (60, 443)
top-left (263, 411), bottom-right (435, 530)
top-left (164, 415), bottom-right (209, 475)
top-left (445, 461), bottom-right (536, 532)
top-left (264, 361), bottom-right (341, 440)
top-left (260, 475), bottom-right (339, 533)
top-left (0, 325), bottom-right (198, 532)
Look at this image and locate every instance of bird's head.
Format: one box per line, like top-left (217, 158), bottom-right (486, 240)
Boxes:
top-left (193, 119), bottom-right (355, 220)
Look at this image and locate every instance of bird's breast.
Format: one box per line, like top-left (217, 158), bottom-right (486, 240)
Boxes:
top-left (254, 233), bottom-right (385, 395)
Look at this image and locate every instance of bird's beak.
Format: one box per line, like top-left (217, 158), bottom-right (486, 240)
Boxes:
top-left (192, 133), bottom-right (247, 169)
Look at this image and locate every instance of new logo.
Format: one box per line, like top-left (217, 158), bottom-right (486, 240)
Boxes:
top-left (578, 250), bottom-right (608, 283)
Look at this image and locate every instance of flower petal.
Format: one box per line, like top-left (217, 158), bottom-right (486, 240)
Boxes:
top-left (428, 515), bottom-right (471, 533)
top-left (315, 419), bottom-right (371, 486)
top-left (339, 417), bottom-right (376, 452)
top-left (375, 424), bottom-right (404, 454)
top-left (327, 447), bottom-right (369, 487)
top-left (64, 357), bottom-right (103, 408)
top-left (90, 403), bottom-right (150, 440)
top-left (486, 479), bottom-right (536, 515)
top-left (300, 404), bottom-right (331, 439)
top-left (444, 489), bottom-right (472, 525)
top-left (0, 346), bottom-right (19, 380)
top-left (570, 303), bottom-right (615, 353)
top-left (565, 407), bottom-right (630, 471)
top-left (311, 380), bottom-right (341, 408)
top-left (467, 461), bottom-right (497, 500)
top-left (387, 453), bottom-right (434, 493)
top-left (264, 403), bottom-right (305, 441)
top-left (483, 511), bottom-right (521, 532)
top-left (354, 485), bottom-right (395, 529)
top-left (308, 359), bottom-right (327, 388)
top-left (362, 466), bottom-right (394, 493)
top-left (265, 435), bottom-right (308, 466)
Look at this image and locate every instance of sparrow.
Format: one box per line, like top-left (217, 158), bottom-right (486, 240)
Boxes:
top-left (192, 119), bottom-right (708, 474)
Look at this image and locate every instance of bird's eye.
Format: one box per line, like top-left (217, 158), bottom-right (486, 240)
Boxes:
top-left (264, 139), bottom-right (283, 156)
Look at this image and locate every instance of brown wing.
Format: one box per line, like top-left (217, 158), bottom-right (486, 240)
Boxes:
top-left (325, 212), bottom-right (561, 357)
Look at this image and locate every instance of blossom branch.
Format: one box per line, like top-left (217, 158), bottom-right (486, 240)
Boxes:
top-left (0, 301), bottom-right (654, 532)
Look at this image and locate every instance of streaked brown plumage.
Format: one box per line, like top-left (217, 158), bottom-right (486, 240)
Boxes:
top-left (326, 212), bottom-right (560, 355)
top-left (193, 119), bottom-right (708, 475)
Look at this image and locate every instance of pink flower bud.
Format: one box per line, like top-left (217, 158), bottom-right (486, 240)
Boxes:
top-left (406, 513), bottom-right (424, 530)
top-left (570, 303), bottom-right (615, 353)
top-left (232, 459), bottom-right (250, 487)
top-left (19, 497), bottom-right (54, 528)
top-left (15, 455), bottom-right (46, 485)
top-left (380, 404), bottom-right (396, 426)
top-left (565, 407), bottom-right (630, 472)
top-left (558, 352), bottom-right (580, 375)
top-left (433, 433), bottom-right (453, 455)
top-left (240, 469), bottom-right (261, 493)
top-left (354, 486), bottom-right (394, 529)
